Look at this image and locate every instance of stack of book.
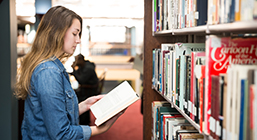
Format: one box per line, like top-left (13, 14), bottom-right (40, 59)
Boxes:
top-left (152, 101), bottom-right (204, 140)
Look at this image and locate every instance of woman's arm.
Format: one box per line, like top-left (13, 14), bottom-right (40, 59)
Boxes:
top-left (90, 111), bottom-right (124, 136)
top-left (78, 95), bottom-right (105, 115)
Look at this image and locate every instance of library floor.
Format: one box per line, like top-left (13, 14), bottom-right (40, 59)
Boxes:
top-left (89, 81), bottom-right (143, 140)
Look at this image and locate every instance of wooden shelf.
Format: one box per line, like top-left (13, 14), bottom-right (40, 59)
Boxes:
top-left (207, 20), bottom-right (257, 34)
top-left (153, 20), bottom-right (257, 36)
top-left (154, 25), bottom-right (207, 35)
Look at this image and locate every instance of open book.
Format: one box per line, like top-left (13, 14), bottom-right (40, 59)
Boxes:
top-left (90, 81), bottom-right (140, 126)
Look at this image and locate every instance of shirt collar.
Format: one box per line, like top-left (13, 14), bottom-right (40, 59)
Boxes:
top-left (50, 56), bottom-right (66, 72)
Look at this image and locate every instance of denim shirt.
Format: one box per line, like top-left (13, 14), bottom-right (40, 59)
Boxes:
top-left (21, 57), bottom-right (91, 140)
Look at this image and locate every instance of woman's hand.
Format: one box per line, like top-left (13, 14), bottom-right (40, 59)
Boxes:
top-left (90, 109), bottom-right (126, 136)
top-left (78, 95), bottom-right (105, 115)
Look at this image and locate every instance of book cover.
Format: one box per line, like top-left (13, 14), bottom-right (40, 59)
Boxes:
top-left (254, 0), bottom-right (257, 19)
top-left (235, 0), bottom-right (241, 21)
top-left (157, 0), bottom-right (160, 31)
top-left (90, 81), bottom-right (140, 126)
top-left (225, 66), bottom-right (233, 140)
top-left (210, 75), bottom-right (220, 139)
top-left (229, 0), bottom-right (235, 23)
top-left (250, 84), bottom-right (255, 140)
top-left (152, 49), bottom-right (156, 88)
top-left (196, 0), bottom-right (208, 26)
top-left (199, 65), bottom-right (205, 133)
top-left (185, 55), bottom-right (191, 116)
top-left (240, 0), bottom-right (255, 21)
top-left (252, 70), bottom-right (257, 139)
top-left (153, 0), bottom-right (157, 32)
top-left (205, 35), bottom-right (257, 134)
top-left (239, 79), bottom-right (245, 140)
top-left (162, 51), bottom-right (169, 95)
top-left (247, 69), bottom-right (256, 140)
top-left (180, 52), bottom-right (187, 111)
top-left (243, 79), bottom-right (248, 140)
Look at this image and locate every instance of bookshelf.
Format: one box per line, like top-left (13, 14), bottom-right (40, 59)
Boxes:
top-left (143, 0), bottom-right (257, 140)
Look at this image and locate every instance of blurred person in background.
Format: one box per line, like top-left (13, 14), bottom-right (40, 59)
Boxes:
top-left (70, 53), bottom-right (99, 125)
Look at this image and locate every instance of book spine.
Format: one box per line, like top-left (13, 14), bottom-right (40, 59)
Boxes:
top-left (235, 0), bottom-right (241, 21)
top-left (200, 65), bottom-right (205, 133)
top-left (239, 79), bottom-right (245, 140)
top-left (196, 0), bottom-right (208, 26)
top-left (186, 55), bottom-right (191, 116)
top-left (190, 52), bottom-right (195, 120)
top-left (219, 74), bottom-right (226, 140)
top-left (229, 0), bottom-right (235, 23)
top-left (249, 85), bottom-right (255, 140)
top-left (176, 58), bottom-right (180, 106)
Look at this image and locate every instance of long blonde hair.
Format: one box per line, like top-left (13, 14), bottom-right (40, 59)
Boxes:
top-left (14, 6), bottom-right (83, 100)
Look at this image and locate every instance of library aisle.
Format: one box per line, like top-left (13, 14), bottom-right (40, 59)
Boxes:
top-left (89, 99), bottom-right (143, 140)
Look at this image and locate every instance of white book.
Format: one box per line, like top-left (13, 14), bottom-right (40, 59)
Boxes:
top-left (225, 65), bottom-right (233, 140)
top-left (90, 81), bottom-right (140, 126)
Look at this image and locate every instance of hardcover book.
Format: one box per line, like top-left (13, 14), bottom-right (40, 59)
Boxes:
top-left (90, 81), bottom-right (140, 126)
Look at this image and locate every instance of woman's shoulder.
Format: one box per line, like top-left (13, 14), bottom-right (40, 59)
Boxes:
top-left (34, 60), bottom-right (63, 75)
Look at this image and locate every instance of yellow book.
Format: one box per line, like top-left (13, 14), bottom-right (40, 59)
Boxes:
top-left (235, 0), bottom-right (241, 21)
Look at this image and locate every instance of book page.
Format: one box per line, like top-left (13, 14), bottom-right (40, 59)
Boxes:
top-left (90, 81), bottom-right (140, 125)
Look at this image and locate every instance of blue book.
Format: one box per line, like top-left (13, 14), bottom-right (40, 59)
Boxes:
top-left (196, 0), bottom-right (208, 26)
top-left (243, 80), bottom-right (249, 140)
top-left (239, 79), bottom-right (245, 140)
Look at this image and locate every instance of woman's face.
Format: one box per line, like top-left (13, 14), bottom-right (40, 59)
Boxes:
top-left (63, 18), bottom-right (81, 55)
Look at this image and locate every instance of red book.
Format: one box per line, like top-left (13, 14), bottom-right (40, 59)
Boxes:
top-left (200, 65), bottom-right (205, 133)
top-left (190, 52), bottom-right (205, 121)
top-left (205, 35), bottom-right (257, 134)
top-left (210, 75), bottom-right (220, 139)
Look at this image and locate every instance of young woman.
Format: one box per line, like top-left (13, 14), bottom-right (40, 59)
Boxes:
top-left (14, 6), bottom-right (122, 140)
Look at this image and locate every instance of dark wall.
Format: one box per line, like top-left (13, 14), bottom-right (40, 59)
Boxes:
top-left (0, 0), bottom-right (18, 139)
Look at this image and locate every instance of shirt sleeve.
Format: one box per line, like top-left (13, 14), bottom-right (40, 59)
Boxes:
top-left (35, 68), bottom-right (91, 140)
top-left (81, 125), bottom-right (92, 140)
